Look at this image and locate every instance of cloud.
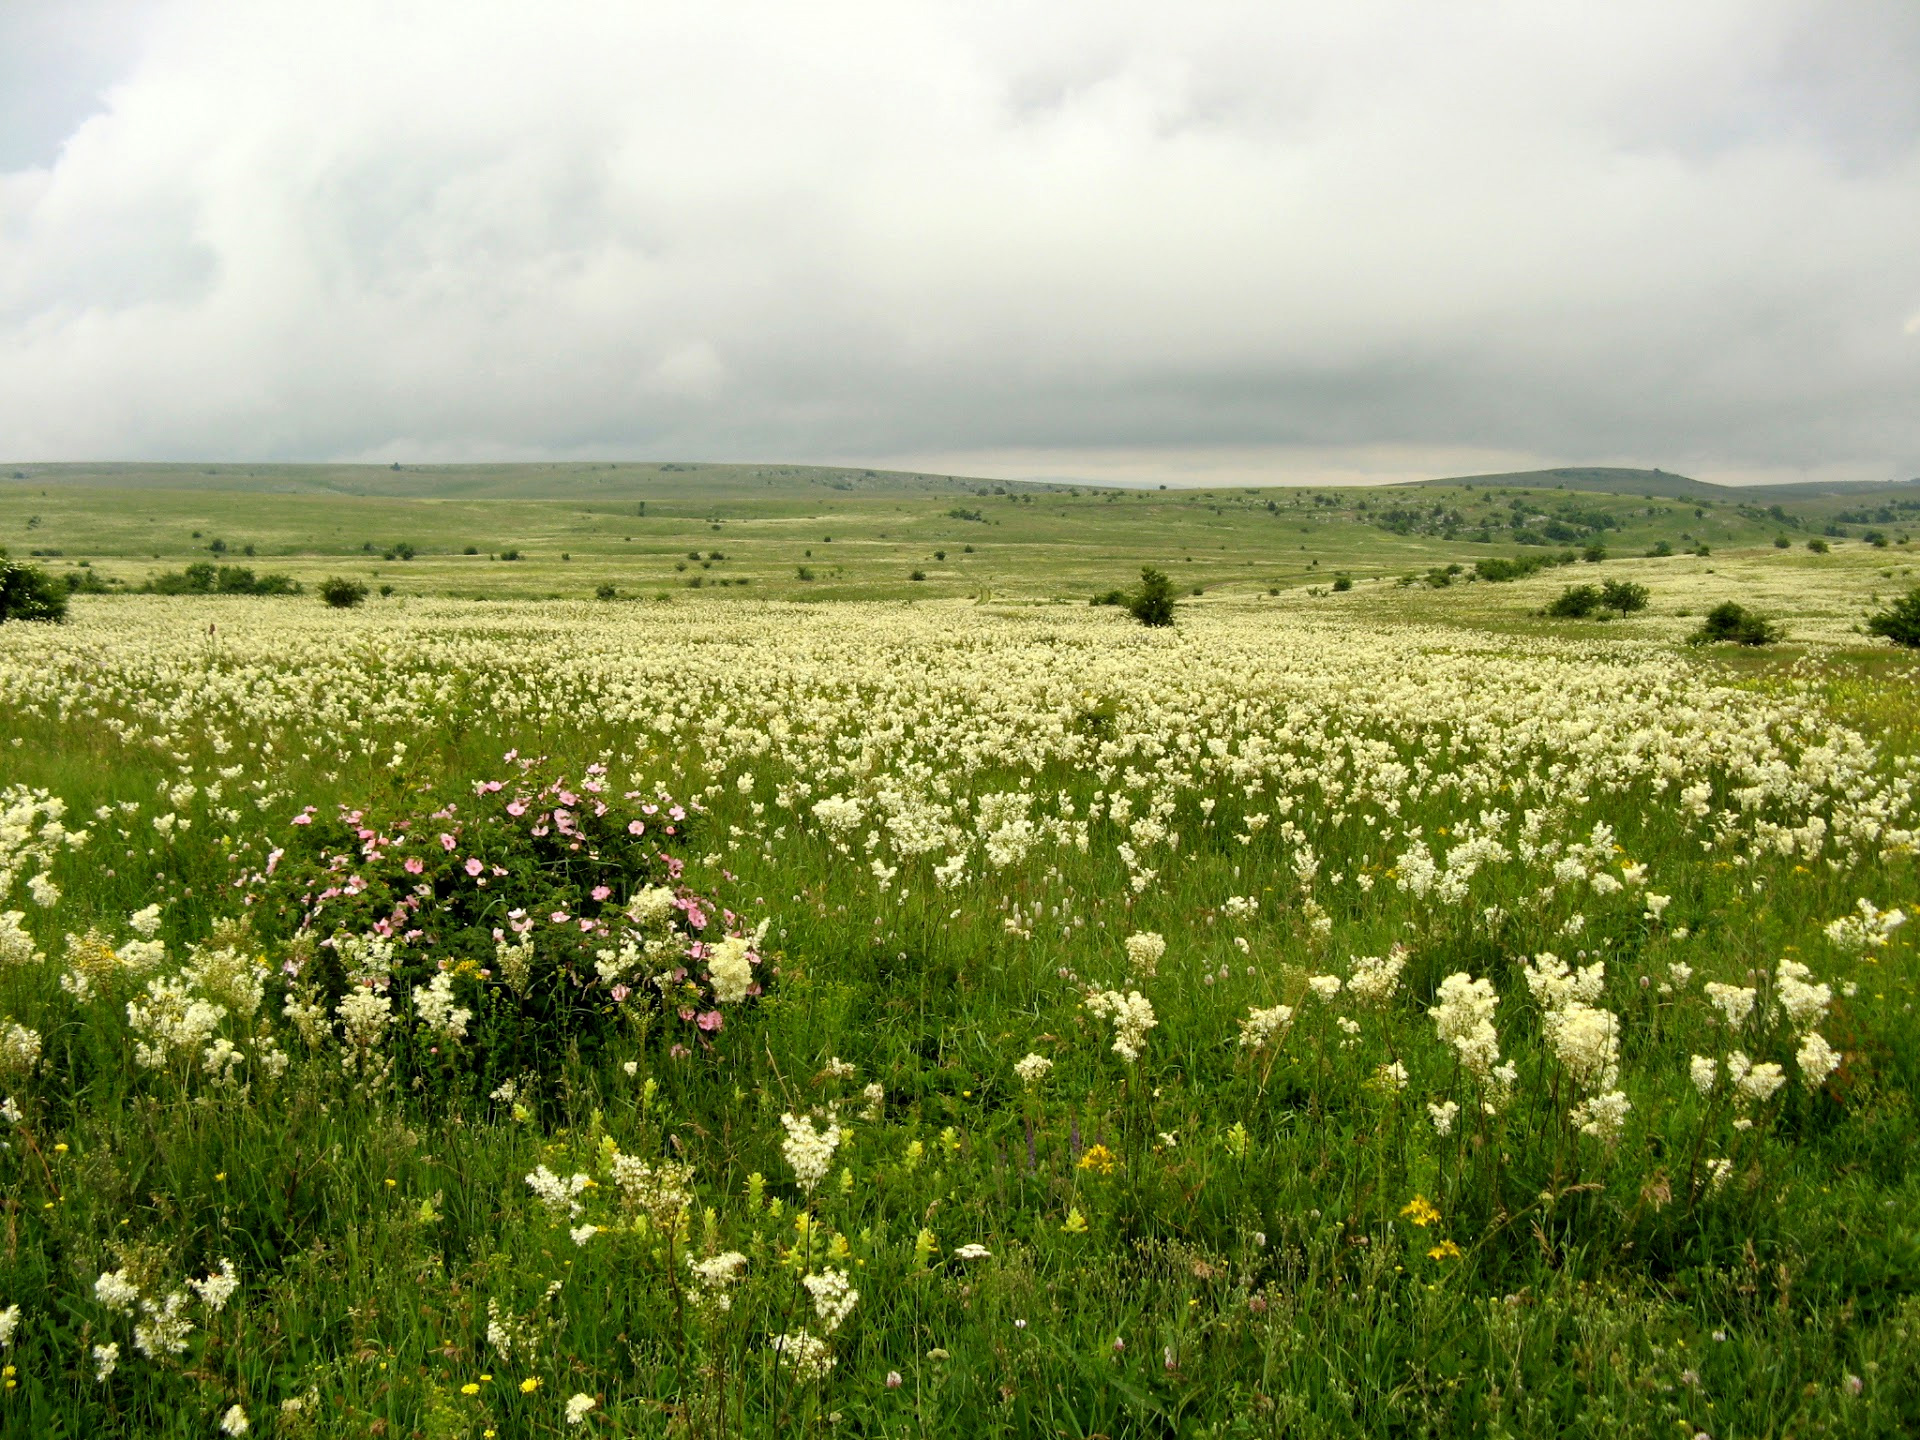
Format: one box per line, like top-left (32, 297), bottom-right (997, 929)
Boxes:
top-left (1, 0), bottom-right (1917, 483)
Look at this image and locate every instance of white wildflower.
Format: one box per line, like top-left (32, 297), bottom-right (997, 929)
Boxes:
top-left (779, 1112), bottom-right (842, 1195)
top-left (1084, 989), bottom-right (1157, 1063)
top-left (802, 1267), bottom-right (860, 1332)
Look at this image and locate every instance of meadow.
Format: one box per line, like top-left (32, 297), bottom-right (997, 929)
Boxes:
top-left (1, 468), bottom-right (1919, 1436)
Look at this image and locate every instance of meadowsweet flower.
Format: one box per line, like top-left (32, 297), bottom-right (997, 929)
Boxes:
top-left (412, 971), bottom-right (472, 1040)
top-left (772, 1328), bottom-right (835, 1382)
top-left (1773, 959), bottom-right (1831, 1034)
top-left (1824, 898), bottom-right (1905, 953)
top-left (219, 1404), bottom-right (249, 1435)
top-left (189, 1259), bottom-right (239, 1311)
top-left (26, 874), bottom-right (59, 909)
top-left (1307, 974), bottom-right (1342, 1002)
top-left (1704, 983), bottom-right (1756, 1028)
top-left (1013, 1052), bottom-right (1053, 1087)
top-left (780, 1112), bottom-right (842, 1194)
top-left (0, 1023), bottom-right (40, 1075)
top-left (1690, 1054), bottom-right (1718, 1095)
top-left (1570, 1090), bottom-right (1632, 1143)
top-left (95, 1269), bottom-right (140, 1313)
top-left (1796, 1031), bottom-right (1840, 1089)
top-left (133, 1290), bottom-right (194, 1358)
top-left (0, 1306), bottom-right (17, 1347)
top-left (564, 1393), bottom-right (596, 1425)
top-left (803, 1268), bottom-right (859, 1332)
top-left (1123, 931), bottom-right (1165, 978)
top-left (1237, 1003), bottom-right (1293, 1049)
top-left (1084, 989), bottom-right (1156, 1063)
top-left (91, 1342), bottom-right (118, 1381)
top-left (687, 1251), bottom-right (748, 1311)
top-left (953, 1243), bottom-right (991, 1260)
top-left (1427, 1100), bottom-right (1459, 1136)
top-left (0, 913), bottom-right (39, 968)
top-left (1346, 948), bottom-right (1407, 1006)
top-left (1737, 1061), bottom-right (1786, 1105)
top-left (1429, 973), bottom-right (1502, 1081)
top-left (526, 1166), bottom-right (592, 1220)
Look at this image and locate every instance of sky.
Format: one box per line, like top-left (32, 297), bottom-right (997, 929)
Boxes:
top-left (1, 0), bottom-right (1917, 487)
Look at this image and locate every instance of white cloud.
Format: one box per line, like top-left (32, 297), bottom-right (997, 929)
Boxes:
top-left (1, 0), bottom-right (1917, 481)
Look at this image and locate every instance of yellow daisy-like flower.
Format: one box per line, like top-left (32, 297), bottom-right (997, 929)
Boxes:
top-left (520, 1378), bottom-right (540, 1394)
top-left (1077, 1144), bottom-right (1117, 1175)
top-left (1428, 1240), bottom-right (1462, 1261)
top-left (1399, 1195), bottom-right (1441, 1228)
top-left (461, 1384), bottom-right (480, 1396)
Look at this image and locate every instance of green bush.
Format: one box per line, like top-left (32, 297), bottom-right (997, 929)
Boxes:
top-left (149, 563), bottom-right (299, 596)
top-left (319, 577), bottom-right (368, 609)
top-left (0, 555), bottom-right (68, 622)
top-left (1600, 580), bottom-right (1649, 614)
top-left (1690, 601), bottom-right (1782, 646)
top-left (594, 582), bottom-right (619, 601)
top-left (258, 763), bottom-right (751, 1092)
top-left (1865, 586), bottom-right (1920, 648)
top-left (1331, 573), bottom-right (1353, 592)
top-left (1128, 566), bottom-right (1176, 627)
top-left (1546, 584), bottom-right (1602, 618)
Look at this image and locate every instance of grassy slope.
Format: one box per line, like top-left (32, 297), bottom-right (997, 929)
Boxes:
top-left (7, 464), bottom-right (1920, 606)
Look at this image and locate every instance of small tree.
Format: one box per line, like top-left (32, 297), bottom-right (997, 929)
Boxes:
top-left (319, 577), bottom-right (368, 609)
top-left (1546, 584), bottom-right (1601, 618)
top-left (1600, 580), bottom-right (1650, 614)
top-left (1128, 567), bottom-right (1176, 627)
top-left (1866, 587), bottom-right (1920, 648)
top-left (1690, 601), bottom-right (1781, 646)
top-left (0, 556), bottom-right (68, 623)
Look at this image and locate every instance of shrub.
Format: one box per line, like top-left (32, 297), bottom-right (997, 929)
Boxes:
top-left (1647, 540), bottom-right (1674, 557)
top-left (1690, 601), bottom-right (1782, 646)
top-left (796, 566), bottom-right (815, 582)
top-left (1331, 573), bottom-right (1353, 592)
top-left (1865, 586), bottom-right (1920, 648)
top-left (910, 570), bottom-right (927, 581)
top-left (1866, 530), bottom-right (1890, 548)
top-left (320, 577), bottom-right (368, 609)
top-left (1600, 580), bottom-right (1649, 614)
top-left (0, 556), bottom-right (68, 623)
top-left (500, 549), bottom-right (522, 562)
top-left (595, 582), bottom-right (618, 601)
top-left (1774, 536), bottom-right (1792, 548)
top-left (383, 542), bottom-right (417, 561)
top-left (1128, 567), bottom-right (1176, 627)
top-left (256, 763), bottom-right (756, 1093)
top-left (1582, 543), bottom-right (1607, 562)
top-left (1807, 538), bottom-right (1829, 554)
top-left (1546, 584), bottom-right (1602, 618)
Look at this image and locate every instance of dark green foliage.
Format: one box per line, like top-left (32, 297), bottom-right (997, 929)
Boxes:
top-left (1332, 573), bottom-right (1353, 592)
top-left (0, 556), bottom-right (68, 622)
top-left (910, 569), bottom-right (927, 581)
top-left (1546, 584), bottom-right (1602, 618)
top-left (1128, 566), bottom-right (1176, 626)
top-left (1690, 601), bottom-right (1782, 646)
top-left (383, 541), bottom-right (417, 561)
top-left (1808, 538), bottom-right (1830, 553)
top-left (1866, 587), bottom-right (1920, 648)
top-left (594, 582), bottom-right (618, 601)
top-left (1582, 542), bottom-right (1608, 562)
top-left (1647, 540), bottom-right (1675, 557)
top-left (1601, 580), bottom-right (1650, 613)
top-left (319, 577), bottom-right (368, 609)
top-left (149, 563), bottom-right (299, 596)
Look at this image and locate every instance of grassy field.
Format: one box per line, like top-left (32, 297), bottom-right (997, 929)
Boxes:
top-left (7, 462), bottom-right (1918, 606)
top-left (1, 470), bottom-right (1919, 1436)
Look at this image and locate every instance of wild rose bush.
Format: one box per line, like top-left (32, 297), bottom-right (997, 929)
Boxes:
top-left (255, 755), bottom-right (768, 1088)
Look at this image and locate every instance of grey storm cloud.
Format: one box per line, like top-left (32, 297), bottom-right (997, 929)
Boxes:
top-left (1, 0), bottom-right (1917, 484)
